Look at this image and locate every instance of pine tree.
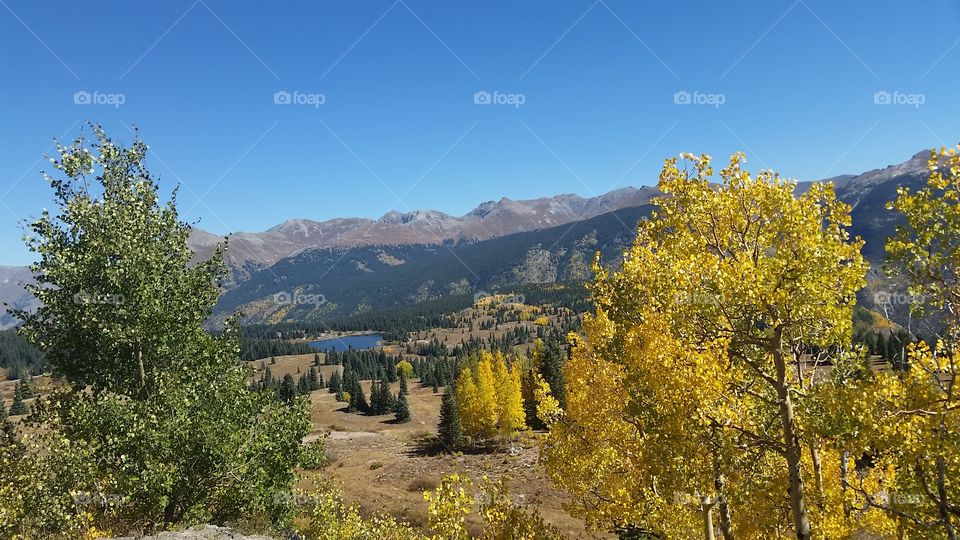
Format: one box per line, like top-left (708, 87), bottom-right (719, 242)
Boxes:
top-left (18, 377), bottom-right (34, 399)
top-left (437, 389), bottom-right (462, 450)
top-left (279, 374), bottom-right (297, 404)
top-left (0, 395), bottom-right (6, 422)
top-left (394, 391), bottom-right (410, 423)
top-left (308, 366), bottom-right (321, 391)
top-left (399, 369), bottom-right (409, 397)
top-left (346, 371), bottom-right (368, 413)
top-left (876, 332), bottom-right (888, 359)
top-left (9, 383), bottom-right (28, 416)
top-left (539, 339), bottom-right (567, 409)
top-left (314, 352), bottom-right (321, 366)
top-left (386, 353), bottom-right (398, 383)
top-left (328, 370), bottom-right (342, 394)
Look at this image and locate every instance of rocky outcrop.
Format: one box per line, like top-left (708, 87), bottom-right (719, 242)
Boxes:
top-left (106, 525), bottom-right (275, 540)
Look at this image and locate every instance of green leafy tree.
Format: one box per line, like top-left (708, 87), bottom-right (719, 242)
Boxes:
top-left (3, 126), bottom-right (309, 533)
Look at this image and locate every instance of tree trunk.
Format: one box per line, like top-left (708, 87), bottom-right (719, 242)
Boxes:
top-left (840, 450), bottom-right (851, 520)
top-left (937, 456), bottom-right (957, 540)
top-left (773, 330), bottom-right (812, 540)
top-left (137, 341), bottom-right (146, 393)
top-left (701, 496), bottom-right (716, 540)
top-left (715, 473), bottom-right (736, 540)
top-left (809, 439), bottom-right (824, 509)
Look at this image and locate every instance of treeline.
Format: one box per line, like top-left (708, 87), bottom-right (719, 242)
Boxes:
top-left (0, 329), bottom-right (44, 379)
top-left (240, 295), bottom-right (467, 342)
top-left (853, 328), bottom-right (917, 369)
top-left (239, 335), bottom-right (314, 361)
top-left (240, 283), bottom-right (588, 345)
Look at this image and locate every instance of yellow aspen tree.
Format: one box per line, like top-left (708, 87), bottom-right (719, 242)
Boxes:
top-left (816, 146), bottom-right (960, 539)
top-left (496, 360), bottom-right (526, 435)
top-left (540, 152), bottom-right (868, 539)
top-left (474, 352), bottom-right (500, 439)
top-left (455, 367), bottom-right (480, 439)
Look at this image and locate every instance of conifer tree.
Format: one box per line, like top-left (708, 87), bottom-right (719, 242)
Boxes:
top-left (18, 378), bottom-right (34, 399)
top-left (328, 370), bottom-right (342, 394)
top-left (9, 384), bottom-right (28, 416)
top-left (386, 353), bottom-right (398, 383)
top-left (394, 391), bottom-right (410, 423)
top-left (279, 374), bottom-right (297, 404)
top-left (399, 369), bottom-right (409, 397)
top-left (0, 396), bottom-right (6, 422)
top-left (437, 389), bottom-right (463, 450)
top-left (538, 339), bottom-right (566, 409)
top-left (308, 366), bottom-right (321, 391)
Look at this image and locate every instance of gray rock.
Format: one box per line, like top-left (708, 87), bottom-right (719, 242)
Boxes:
top-left (106, 525), bottom-right (276, 540)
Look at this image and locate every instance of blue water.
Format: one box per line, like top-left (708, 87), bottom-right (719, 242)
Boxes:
top-left (308, 334), bottom-right (383, 352)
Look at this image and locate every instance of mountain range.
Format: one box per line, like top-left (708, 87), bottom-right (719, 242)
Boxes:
top-left (187, 186), bottom-right (659, 285)
top-left (0, 150), bottom-right (937, 329)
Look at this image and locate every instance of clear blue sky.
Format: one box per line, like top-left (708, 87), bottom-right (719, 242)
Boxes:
top-left (1, 1), bottom-right (958, 264)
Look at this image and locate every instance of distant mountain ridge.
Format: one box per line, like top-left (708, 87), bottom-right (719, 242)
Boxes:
top-left (0, 150), bottom-right (941, 329)
top-left (187, 186), bottom-right (660, 285)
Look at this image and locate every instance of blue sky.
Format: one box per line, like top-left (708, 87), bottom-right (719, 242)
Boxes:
top-left (1, 1), bottom-right (958, 264)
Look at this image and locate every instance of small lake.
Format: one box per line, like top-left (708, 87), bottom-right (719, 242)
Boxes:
top-left (307, 333), bottom-right (383, 352)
